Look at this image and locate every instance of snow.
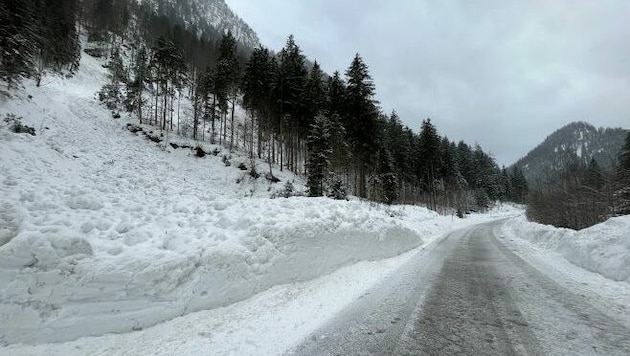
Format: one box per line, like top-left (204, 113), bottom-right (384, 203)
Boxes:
top-left (0, 46), bottom-right (520, 350)
top-left (501, 215), bottom-right (630, 283)
top-left (2, 42), bottom-right (627, 355)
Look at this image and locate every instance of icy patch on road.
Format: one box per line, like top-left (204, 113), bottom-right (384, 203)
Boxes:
top-left (501, 215), bottom-right (630, 283)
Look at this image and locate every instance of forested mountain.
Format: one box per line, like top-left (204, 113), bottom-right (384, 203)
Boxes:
top-left (0, 0), bottom-right (525, 213)
top-left (140, 0), bottom-right (260, 48)
top-left (520, 122), bottom-right (630, 230)
top-left (514, 121), bottom-right (627, 185)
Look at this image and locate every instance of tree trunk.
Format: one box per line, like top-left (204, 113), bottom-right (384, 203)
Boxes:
top-left (211, 95), bottom-right (216, 144)
top-left (230, 97), bottom-right (235, 151)
top-left (192, 93), bottom-right (199, 140)
top-left (154, 83), bottom-right (159, 126)
top-left (137, 82), bottom-right (143, 125)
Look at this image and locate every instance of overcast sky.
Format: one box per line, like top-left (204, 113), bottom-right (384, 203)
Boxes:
top-left (225, 0), bottom-right (630, 165)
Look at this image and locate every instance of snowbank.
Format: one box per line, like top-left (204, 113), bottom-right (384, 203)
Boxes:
top-left (501, 215), bottom-right (630, 283)
top-left (0, 196), bottom-right (423, 345)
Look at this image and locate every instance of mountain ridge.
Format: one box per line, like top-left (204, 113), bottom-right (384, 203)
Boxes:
top-left (140, 0), bottom-right (260, 48)
top-left (513, 121), bottom-right (627, 184)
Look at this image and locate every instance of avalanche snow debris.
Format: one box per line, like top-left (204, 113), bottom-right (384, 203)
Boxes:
top-left (0, 48), bottom-right (432, 345)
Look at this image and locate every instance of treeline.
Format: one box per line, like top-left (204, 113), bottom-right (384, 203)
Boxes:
top-left (1, 0), bottom-right (527, 212)
top-left (526, 132), bottom-right (630, 229)
top-left (1, 0), bottom-right (238, 90)
top-left (197, 33), bottom-right (528, 211)
top-left (0, 0), bottom-right (81, 89)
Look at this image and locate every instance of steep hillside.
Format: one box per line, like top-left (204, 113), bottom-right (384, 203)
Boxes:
top-left (0, 46), bottom-right (467, 345)
top-left (141, 0), bottom-right (260, 48)
top-left (513, 121), bottom-right (627, 183)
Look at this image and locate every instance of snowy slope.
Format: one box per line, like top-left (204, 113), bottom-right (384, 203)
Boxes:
top-left (501, 215), bottom-right (630, 283)
top-left (0, 49), bottom-right (523, 347)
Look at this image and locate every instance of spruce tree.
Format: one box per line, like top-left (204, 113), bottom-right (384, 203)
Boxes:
top-left (304, 61), bottom-right (326, 121)
top-left (456, 141), bottom-right (474, 188)
top-left (372, 146), bottom-right (398, 204)
top-left (212, 31), bottom-right (238, 145)
top-left (306, 114), bottom-right (332, 197)
top-left (151, 36), bottom-right (185, 129)
top-left (0, 0), bottom-right (37, 89)
top-left (344, 53), bottom-right (379, 197)
top-left (615, 131), bottom-right (630, 214)
top-left (509, 167), bottom-right (528, 203)
top-left (213, 31), bottom-right (239, 149)
top-left (35, 0), bottom-right (81, 85)
top-left (416, 119), bottom-right (441, 194)
top-left (274, 35), bottom-right (308, 172)
top-left (242, 46), bottom-right (276, 159)
top-left (326, 71), bottom-right (346, 117)
top-left (618, 131), bottom-right (630, 172)
top-left (126, 48), bottom-right (148, 123)
top-left (99, 48), bottom-right (126, 110)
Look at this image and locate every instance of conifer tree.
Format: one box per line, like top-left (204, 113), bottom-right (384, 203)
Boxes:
top-left (325, 72), bottom-right (351, 176)
top-left (126, 47), bottom-right (148, 123)
top-left (0, 0), bottom-right (37, 89)
top-left (615, 131), bottom-right (630, 214)
top-left (151, 36), bottom-right (185, 129)
top-left (304, 61), bottom-right (326, 122)
top-left (242, 46), bottom-right (277, 159)
top-left (35, 0), bottom-right (81, 86)
top-left (509, 166), bottom-right (528, 203)
top-left (306, 114), bottom-right (332, 196)
top-left (274, 34), bottom-right (308, 172)
top-left (456, 141), bottom-right (474, 188)
top-left (416, 118), bottom-right (441, 208)
top-left (99, 48), bottom-right (126, 110)
top-left (371, 146), bottom-right (398, 204)
top-left (213, 31), bottom-right (239, 149)
top-left (344, 53), bottom-right (378, 197)
top-left (326, 71), bottom-right (346, 118)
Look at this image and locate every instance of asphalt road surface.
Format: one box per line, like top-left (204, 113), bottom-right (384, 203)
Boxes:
top-left (287, 220), bottom-right (630, 356)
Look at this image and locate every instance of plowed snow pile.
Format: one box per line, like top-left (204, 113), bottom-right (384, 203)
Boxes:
top-left (502, 215), bottom-right (630, 283)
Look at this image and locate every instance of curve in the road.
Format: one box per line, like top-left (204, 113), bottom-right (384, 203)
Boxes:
top-left (288, 220), bottom-right (630, 356)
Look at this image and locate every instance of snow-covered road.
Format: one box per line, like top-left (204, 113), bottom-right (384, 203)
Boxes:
top-left (290, 220), bottom-right (630, 355)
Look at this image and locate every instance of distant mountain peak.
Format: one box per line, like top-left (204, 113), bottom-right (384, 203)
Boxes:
top-left (514, 121), bottom-right (627, 183)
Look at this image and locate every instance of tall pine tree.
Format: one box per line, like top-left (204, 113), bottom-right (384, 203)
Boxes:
top-left (344, 53), bottom-right (378, 197)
